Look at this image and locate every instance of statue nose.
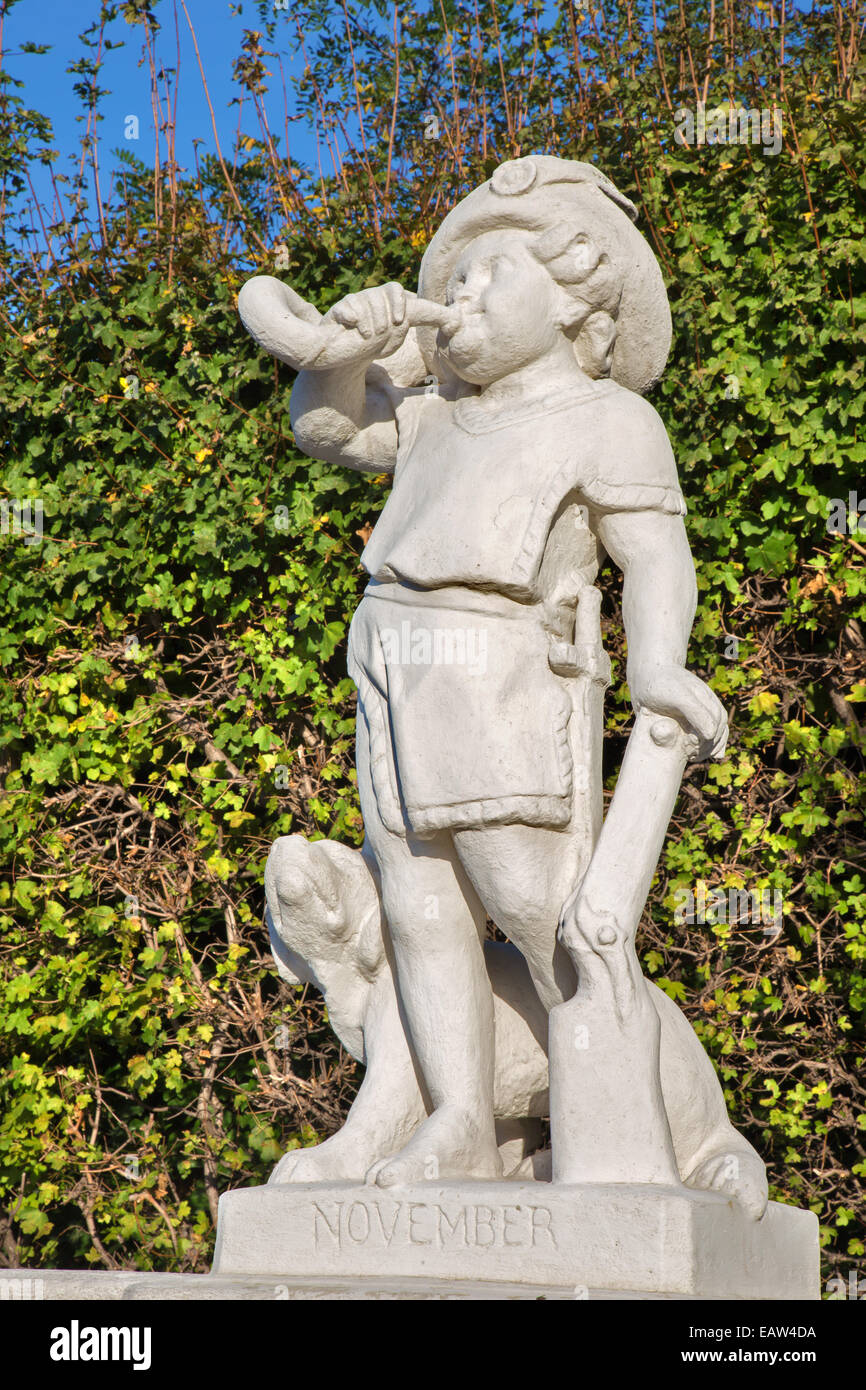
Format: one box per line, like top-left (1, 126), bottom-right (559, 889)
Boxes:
top-left (451, 290), bottom-right (478, 318)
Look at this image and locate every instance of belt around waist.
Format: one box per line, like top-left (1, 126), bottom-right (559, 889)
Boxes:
top-left (362, 579), bottom-right (540, 619)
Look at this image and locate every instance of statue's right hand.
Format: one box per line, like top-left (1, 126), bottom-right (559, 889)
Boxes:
top-left (328, 282), bottom-right (411, 360)
top-left (238, 274), bottom-right (455, 373)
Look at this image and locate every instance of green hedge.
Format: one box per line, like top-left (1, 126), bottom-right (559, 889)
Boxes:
top-left (0, 0), bottom-right (862, 1282)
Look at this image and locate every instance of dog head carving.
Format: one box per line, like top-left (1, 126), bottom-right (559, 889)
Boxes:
top-left (265, 836), bottom-right (384, 993)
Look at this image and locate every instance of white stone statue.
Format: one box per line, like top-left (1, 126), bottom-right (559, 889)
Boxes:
top-left (265, 834), bottom-right (765, 1213)
top-left (239, 156), bottom-right (768, 1220)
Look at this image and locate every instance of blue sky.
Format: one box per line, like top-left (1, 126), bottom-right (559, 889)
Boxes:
top-left (4, 0), bottom-right (321, 228)
top-left (4, 0), bottom-right (818, 241)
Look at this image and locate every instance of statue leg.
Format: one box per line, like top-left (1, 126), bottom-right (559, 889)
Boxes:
top-left (357, 715), bottom-right (502, 1188)
top-left (452, 821), bottom-right (767, 1216)
top-left (452, 822), bottom-right (581, 1011)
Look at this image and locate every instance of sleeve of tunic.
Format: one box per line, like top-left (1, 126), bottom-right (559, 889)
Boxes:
top-left (579, 394), bottom-right (687, 518)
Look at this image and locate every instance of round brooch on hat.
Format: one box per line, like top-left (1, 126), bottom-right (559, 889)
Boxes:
top-left (490, 158), bottom-right (537, 197)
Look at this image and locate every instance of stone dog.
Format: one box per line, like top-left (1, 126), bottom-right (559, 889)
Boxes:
top-left (265, 834), bottom-right (767, 1218)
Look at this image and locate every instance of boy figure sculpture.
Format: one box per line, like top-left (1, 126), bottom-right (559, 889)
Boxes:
top-left (240, 157), bottom-right (765, 1215)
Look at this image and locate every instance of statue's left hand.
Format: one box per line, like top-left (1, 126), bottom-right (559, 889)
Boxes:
top-left (629, 663), bottom-right (728, 761)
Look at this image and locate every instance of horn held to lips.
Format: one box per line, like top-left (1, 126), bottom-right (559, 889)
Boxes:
top-left (238, 275), bottom-right (459, 373)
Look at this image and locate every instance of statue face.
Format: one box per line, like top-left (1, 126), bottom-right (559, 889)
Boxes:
top-left (438, 230), bottom-right (567, 386)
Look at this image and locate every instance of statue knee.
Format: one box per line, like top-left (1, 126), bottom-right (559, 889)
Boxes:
top-left (379, 882), bottom-right (437, 943)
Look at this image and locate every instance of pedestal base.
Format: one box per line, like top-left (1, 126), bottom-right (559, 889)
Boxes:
top-left (213, 1180), bottom-right (819, 1300)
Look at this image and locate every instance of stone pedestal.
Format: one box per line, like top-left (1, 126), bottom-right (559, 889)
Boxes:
top-left (212, 1180), bottom-right (819, 1300)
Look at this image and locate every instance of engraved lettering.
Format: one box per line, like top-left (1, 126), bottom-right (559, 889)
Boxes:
top-left (473, 1204), bottom-right (497, 1248)
top-left (502, 1204), bottom-right (530, 1247)
top-left (530, 1206), bottom-right (557, 1248)
top-left (408, 1203), bottom-right (433, 1245)
top-left (437, 1206), bottom-right (466, 1249)
top-left (312, 1198), bottom-right (557, 1253)
top-left (346, 1201), bottom-right (371, 1244)
top-left (372, 1202), bottom-right (401, 1247)
top-left (312, 1202), bottom-right (342, 1248)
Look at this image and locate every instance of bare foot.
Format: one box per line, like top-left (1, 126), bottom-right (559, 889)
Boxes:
top-left (684, 1139), bottom-right (769, 1221)
top-left (269, 1134), bottom-right (381, 1185)
top-left (366, 1106), bottom-right (503, 1188)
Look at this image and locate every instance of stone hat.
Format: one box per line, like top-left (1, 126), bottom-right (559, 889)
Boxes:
top-left (417, 155), bottom-right (671, 394)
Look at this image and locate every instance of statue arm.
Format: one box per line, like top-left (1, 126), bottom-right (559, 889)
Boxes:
top-left (596, 508), bottom-right (695, 668)
top-left (238, 275), bottom-right (455, 473)
top-left (593, 508), bottom-right (726, 758)
top-left (558, 508), bottom-right (725, 969)
top-left (289, 362), bottom-right (399, 474)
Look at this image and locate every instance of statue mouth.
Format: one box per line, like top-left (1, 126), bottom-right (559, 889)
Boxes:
top-left (432, 304), bottom-right (464, 339)
top-left (439, 309), bottom-right (483, 357)
top-left (437, 303), bottom-right (478, 344)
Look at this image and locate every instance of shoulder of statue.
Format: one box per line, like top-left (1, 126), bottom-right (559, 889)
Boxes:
top-left (581, 384), bottom-right (685, 514)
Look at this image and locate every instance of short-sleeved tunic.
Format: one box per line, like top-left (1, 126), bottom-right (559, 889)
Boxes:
top-left (348, 379), bottom-right (685, 836)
